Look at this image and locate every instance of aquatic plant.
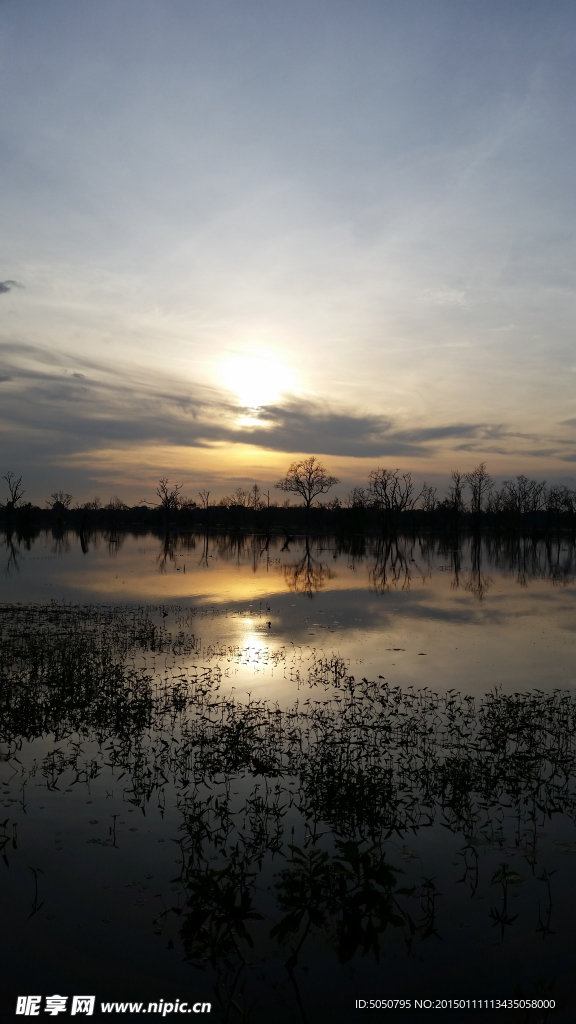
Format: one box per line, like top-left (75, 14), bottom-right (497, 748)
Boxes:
top-left (1, 602), bottom-right (574, 1020)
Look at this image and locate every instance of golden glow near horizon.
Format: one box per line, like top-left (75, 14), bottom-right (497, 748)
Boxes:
top-left (219, 354), bottom-right (300, 412)
top-left (2, 2), bottom-right (576, 504)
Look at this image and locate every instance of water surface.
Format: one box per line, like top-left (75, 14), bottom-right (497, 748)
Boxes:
top-left (1, 530), bottom-right (576, 1021)
top-left (4, 529), bottom-right (576, 696)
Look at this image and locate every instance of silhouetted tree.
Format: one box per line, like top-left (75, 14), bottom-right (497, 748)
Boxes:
top-left (545, 484), bottom-right (576, 518)
top-left (346, 486), bottom-right (369, 509)
top-left (105, 496), bottom-right (128, 511)
top-left (368, 469), bottom-right (420, 519)
top-left (47, 490), bottom-right (73, 509)
top-left (276, 457), bottom-right (339, 509)
top-left (153, 478), bottom-right (183, 512)
top-left (219, 486), bottom-right (248, 508)
top-left (420, 482), bottom-right (437, 512)
top-left (465, 463), bottom-right (493, 515)
top-left (321, 496), bottom-right (342, 510)
top-left (219, 484), bottom-right (265, 510)
top-left (3, 471), bottom-right (25, 507)
top-left (498, 474), bottom-right (546, 515)
top-left (445, 470), bottom-right (466, 514)
top-left (250, 483), bottom-right (265, 510)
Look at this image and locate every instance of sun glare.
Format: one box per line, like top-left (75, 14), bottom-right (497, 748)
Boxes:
top-left (220, 355), bottom-right (298, 409)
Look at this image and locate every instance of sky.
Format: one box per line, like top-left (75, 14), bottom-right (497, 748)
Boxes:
top-left (1, 0), bottom-right (575, 505)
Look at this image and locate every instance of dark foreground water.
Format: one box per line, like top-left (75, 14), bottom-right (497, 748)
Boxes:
top-left (1, 530), bottom-right (575, 1022)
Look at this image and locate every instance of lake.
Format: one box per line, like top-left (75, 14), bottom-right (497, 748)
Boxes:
top-left (1, 528), bottom-right (575, 1021)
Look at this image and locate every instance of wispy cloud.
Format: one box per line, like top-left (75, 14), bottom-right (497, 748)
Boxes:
top-left (3, 343), bottom-right (574, 472)
top-left (1, 0), bottom-right (575, 497)
top-left (0, 280), bottom-right (24, 295)
top-left (231, 402), bottom-right (485, 458)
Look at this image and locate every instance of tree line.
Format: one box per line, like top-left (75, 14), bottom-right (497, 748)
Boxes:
top-left (2, 457), bottom-right (576, 526)
top-left (347, 463), bottom-right (576, 517)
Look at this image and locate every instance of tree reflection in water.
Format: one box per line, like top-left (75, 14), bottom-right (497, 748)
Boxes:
top-left (1, 604), bottom-right (575, 1018)
top-left (282, 536), bottom-right (335, 596)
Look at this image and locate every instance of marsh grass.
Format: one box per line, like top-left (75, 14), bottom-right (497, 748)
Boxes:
top-left (1, 602), bottom-right (575, 1020)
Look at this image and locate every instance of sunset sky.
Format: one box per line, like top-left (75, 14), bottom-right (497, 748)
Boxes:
top-left (1, 0), bottom-right (575, 505)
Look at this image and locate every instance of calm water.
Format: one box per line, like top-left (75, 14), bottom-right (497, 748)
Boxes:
top-left (3, 529), bottom-right (576, 697)
top-left (1, 530), bottom-right (576, 1022)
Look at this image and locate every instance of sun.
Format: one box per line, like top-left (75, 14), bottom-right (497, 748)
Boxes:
top-left (220, 355), bottom-right (299, 409)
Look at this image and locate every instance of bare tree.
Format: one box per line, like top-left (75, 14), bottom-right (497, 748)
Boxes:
top-left (250, 483), bottom-right (265, 510)
top-left (220, 484), bottom-right (265, 510)
top-left (198, 489), bottom-right (211, 510)
top-left (105, 496), bottom-right (128, 511)
top-left (221, 486), bottom-right (248, 508)
top-left (47, 490), bottom-right (73, 509)
top-left (546, 484), bottom-right (575, 514)
top-left (149, 478), bottom-right (183, 512)
top-left (465, 463), bottom-right (493, 515)
top-left (3, 471), bottom-right (25, 507)
top-left (420, 482), bottom-right (437, 513)
top-left (498, 475), bottom-right (546, 515)
top-left (446, 470), bottom-right (466, 513)
top-left (368, 469), bottom-right (420, 517)
top-left (346, 486), bottom-right (369, 509)
top-left (486, 488), bottom-right (504, 514)
top-left (276, 457), bottom-right (339, 509)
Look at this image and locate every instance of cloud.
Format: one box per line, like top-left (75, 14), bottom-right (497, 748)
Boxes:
top-left (229, 402), bottom-right (486, 458)
top-left (0, 342), bottom-right (227, 447)
top-left (454, 439), bottom-right (576, 461)
top-left (0, 342), bottom-right (493, 462)
top-left (0, 280), bottom-right (24, 294)
top-left (392, 424), bottom-right (482, 443)
top-left (1, 343), bottom-right (573, 472)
